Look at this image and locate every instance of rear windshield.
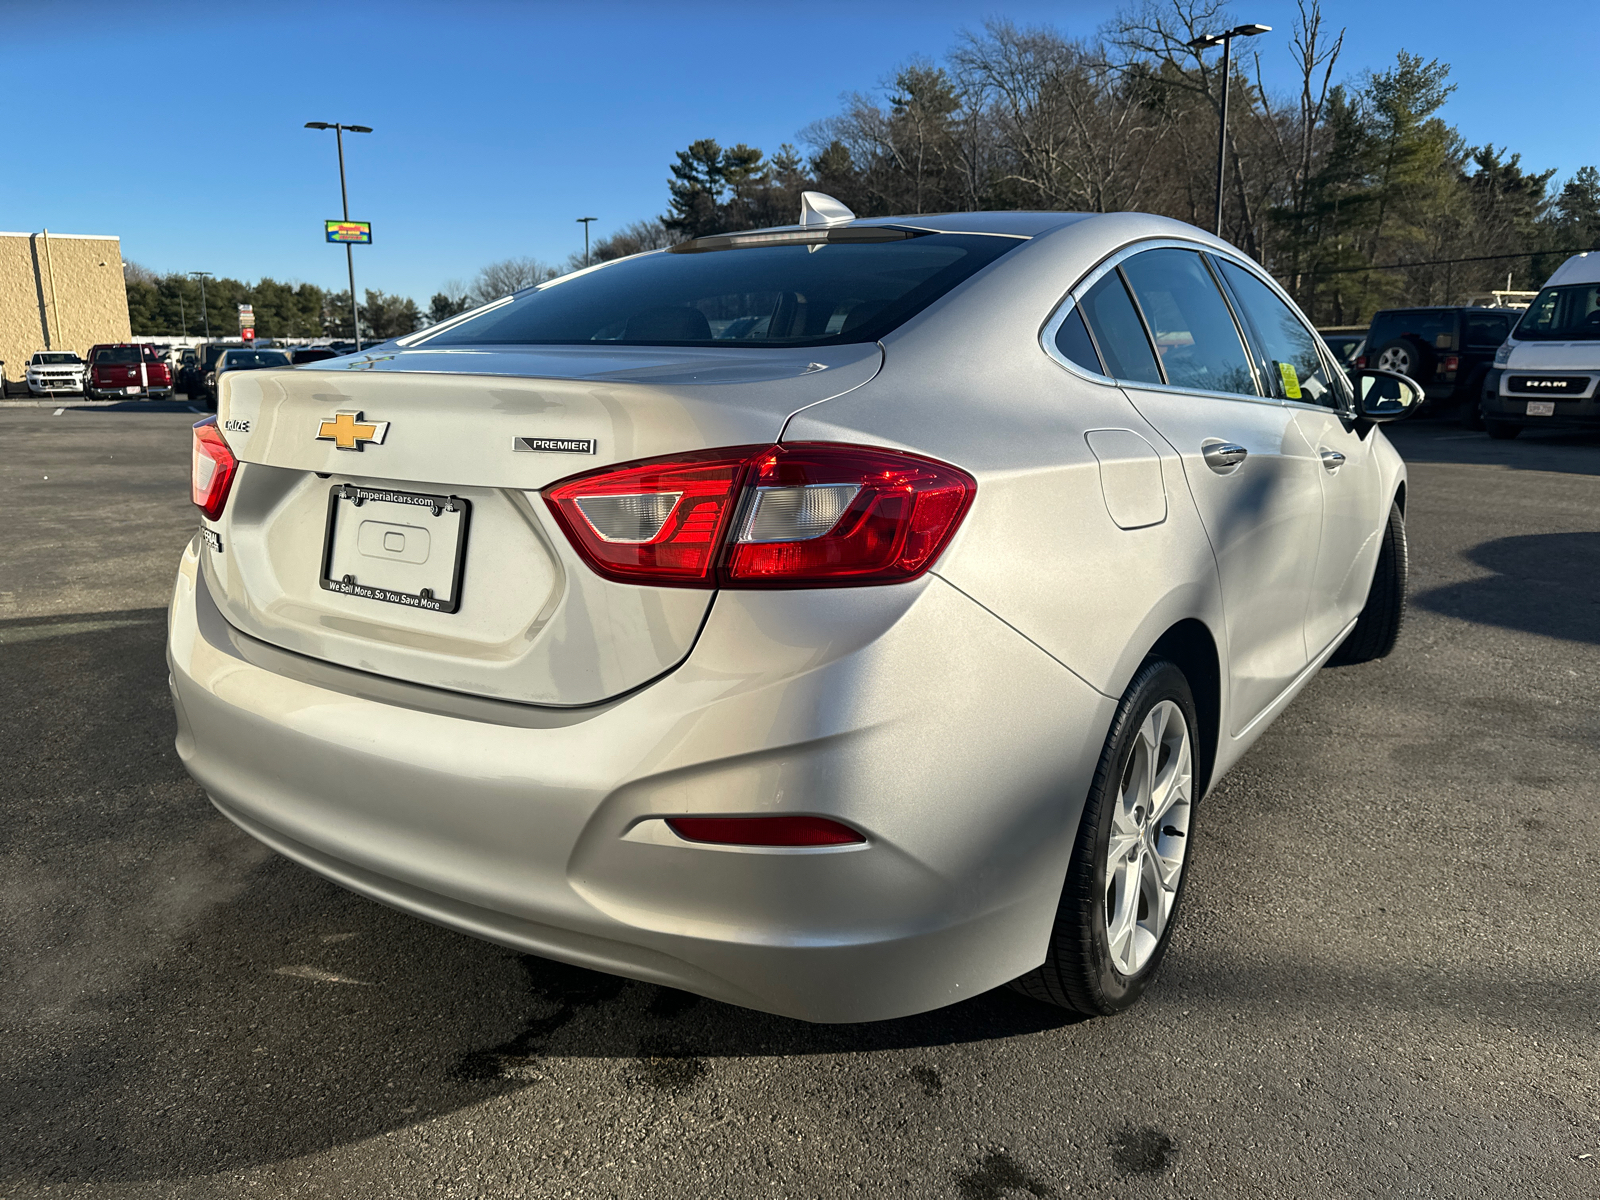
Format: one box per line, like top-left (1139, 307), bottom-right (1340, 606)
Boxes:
top-left (416, 230), bottom-right (1021, 349)
top-left (1513, 284), bottom-right (1600, 340)
top-left (93, 347), bottom-right (145, 364)
top-left (221, 351), bottom-right (289, 368)
top-left (1366, 310), bottom-right (1457, 352)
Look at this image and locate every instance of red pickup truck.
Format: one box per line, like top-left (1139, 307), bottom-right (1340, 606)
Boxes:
top-left (85, 343), bottom-right (173, 400)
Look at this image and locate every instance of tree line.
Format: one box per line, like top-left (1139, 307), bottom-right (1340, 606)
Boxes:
top-left (128, 0), bottom-right (1600, 336)
top-left (604, 0), bottom-right (1600, 325)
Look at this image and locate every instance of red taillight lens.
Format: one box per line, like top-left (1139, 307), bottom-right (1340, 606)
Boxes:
top-left (1443, 355), bottom-right (1459, 372)
top-left (726, 444), bottom-right (976, 587)
top-left (191, 416), bottom-right (238, 521)
top-left (666, 816), bottom-right (865, 846)
top-left (1354, 355), bottom-right (1367, 368)
top-left (543, 446), bottom-right (765, 585)
top-left (542, 443), bottom-right (975, 589)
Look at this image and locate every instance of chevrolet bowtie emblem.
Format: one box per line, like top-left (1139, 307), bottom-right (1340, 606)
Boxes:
top-left (316, 410), bottom-right (390, 451)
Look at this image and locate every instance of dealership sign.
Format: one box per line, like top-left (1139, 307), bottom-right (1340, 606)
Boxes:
top-left (325, 220), bottom-right (373, 244)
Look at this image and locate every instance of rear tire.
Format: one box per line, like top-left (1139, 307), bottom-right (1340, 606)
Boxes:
top-left (1328, 501), bottom-right (1407, 666)
top-left (1484, 419), bottom-right (1521, 440)
top-left (1010, 658), bottom-right (1198, 1017)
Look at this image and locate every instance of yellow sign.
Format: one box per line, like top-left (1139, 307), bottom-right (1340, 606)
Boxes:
top-left (315, 411), bottom-right (389, 451)
top-left (1277, 361), bottom-right (1302, 400)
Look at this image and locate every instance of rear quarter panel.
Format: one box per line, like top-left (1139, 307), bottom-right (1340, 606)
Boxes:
top-left (783, 215), bottom-right (1227, 708)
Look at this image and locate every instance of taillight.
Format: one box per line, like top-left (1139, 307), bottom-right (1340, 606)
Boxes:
top-left (666, 816), bottom-right (865, 846)
top-left (1443, 355), bottom-right (1459, 372)
top-left (191, 417), bottom-right (238, 520)
top-left (542, 443), bottom-right (975, 589)
top-left (1354, 355), bottom-right (1368, 368)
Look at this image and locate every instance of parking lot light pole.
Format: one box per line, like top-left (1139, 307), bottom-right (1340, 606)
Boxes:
top-left (576, 217), bottom-right (597, 268)
top-left (305, 121), bottom-right (372, 350)
top-left (1187, 23), bottom-right (1271, 237)
top-left (189, 272), bottom-right (213, 342)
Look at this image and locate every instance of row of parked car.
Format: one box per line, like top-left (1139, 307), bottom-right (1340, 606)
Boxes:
top-left (1317, 251), bottom-right (1600, 439)
top-left (13, 342), bottom-right (348, 409)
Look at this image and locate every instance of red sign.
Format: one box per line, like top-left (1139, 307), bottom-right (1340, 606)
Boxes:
top-left (242, 328), bottom-right (256, 342)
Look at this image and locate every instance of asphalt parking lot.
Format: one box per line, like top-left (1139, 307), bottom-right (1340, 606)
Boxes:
top-left (1, 407), bottom-right (1596, 1199)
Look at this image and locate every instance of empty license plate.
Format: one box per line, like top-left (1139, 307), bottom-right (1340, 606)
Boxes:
top-left (1526, 401), bottom-right (1556, 416)
top-left (320, 485), bottom-right (471, 613)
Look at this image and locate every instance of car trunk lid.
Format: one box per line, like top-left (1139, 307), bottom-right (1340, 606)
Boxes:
top-left (202, 343), bottom-right (881, 706)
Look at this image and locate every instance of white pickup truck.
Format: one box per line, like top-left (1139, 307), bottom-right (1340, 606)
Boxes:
top-left (1481, 252), bottom-right (1600, 438)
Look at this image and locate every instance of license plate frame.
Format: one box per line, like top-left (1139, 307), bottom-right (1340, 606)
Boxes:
top-left (1526, 400), bottom-right (1556, 417)
top-left (319, 485), bottom-right (472, 614)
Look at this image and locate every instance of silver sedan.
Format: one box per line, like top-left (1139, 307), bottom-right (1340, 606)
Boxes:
top-left (168, 202), bottom-right (1421, 1023)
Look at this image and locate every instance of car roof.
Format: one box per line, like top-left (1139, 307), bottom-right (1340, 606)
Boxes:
top-left (1544, 251), bottom-right (1600, 288)
top-left (852, 211), bottom-right (1097, 237)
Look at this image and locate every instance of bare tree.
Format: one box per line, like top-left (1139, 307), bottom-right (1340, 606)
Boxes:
top-left (471, 257), bottom-right (561, 305)
top-left (953, 21), bottom-right (1171, 213)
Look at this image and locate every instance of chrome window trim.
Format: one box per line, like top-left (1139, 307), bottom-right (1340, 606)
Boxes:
top-left (1040, 236), bottom-right (1286, 410)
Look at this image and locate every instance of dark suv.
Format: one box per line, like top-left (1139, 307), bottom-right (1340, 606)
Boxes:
top-left (1356, 307), bottom-right (1517, 416)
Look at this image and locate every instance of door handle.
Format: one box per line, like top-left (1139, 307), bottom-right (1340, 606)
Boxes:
top-left (1320, 449), bottom-right (1346, 471)
top-left (1202, 441), bottom-right (1248, 473)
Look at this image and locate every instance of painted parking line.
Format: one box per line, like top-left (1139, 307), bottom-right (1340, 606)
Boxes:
top-left (0, 617), bottom-right (162, 645)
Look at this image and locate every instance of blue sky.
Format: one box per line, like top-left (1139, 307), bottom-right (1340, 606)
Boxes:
top-left (4, 0), bottom-right (1595, 303)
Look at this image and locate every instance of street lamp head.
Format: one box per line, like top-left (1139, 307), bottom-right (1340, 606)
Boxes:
top-left (1229, 23), bottom-right (1272, 36)
top-left (346, 125), bottom-right (373, 134)
top-left (1187, 33), bottom-right (1226, 50)
top-left (304, 121), bottom-right (331, 130)
top-left (576, 216), bottom-right (597, 224)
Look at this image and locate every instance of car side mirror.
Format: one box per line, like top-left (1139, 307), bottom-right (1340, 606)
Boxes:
top-left (1348, 368), bottom-right (1423, 423)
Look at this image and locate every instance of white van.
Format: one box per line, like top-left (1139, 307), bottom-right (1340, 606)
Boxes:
top-left (1481, 252), bottom-right (1600, 438)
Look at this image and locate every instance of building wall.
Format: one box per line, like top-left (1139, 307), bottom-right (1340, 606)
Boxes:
top-left (0, 232), bottom-right (131, 384)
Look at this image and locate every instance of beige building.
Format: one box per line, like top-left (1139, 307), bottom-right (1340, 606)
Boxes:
top-left (1, 231), bottom-right (131, 388)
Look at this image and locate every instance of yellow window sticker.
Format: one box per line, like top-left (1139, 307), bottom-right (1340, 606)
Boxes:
top-left (1278, 361), bottom-right (1302, 399)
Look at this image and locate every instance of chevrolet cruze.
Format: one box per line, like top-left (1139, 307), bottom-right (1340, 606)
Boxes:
top-left (168, 200), bottom-right (1420, 1022)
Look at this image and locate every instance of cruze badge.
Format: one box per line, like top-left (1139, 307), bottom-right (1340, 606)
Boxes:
top-left (316, 410), bottom-right (390, 451)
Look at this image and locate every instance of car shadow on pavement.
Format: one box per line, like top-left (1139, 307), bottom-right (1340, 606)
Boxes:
top-left (60, 399), bottom-right (206, 414)
top-left (1413, 532), bottom-right (1600, 645)
top-left (0, 610), bottom-right (1080, 1187)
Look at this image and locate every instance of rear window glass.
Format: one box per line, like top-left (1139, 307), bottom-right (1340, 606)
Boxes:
top-left (1077, 271), bottom-right (1162, 385)
top-left (221, 351), bottom-right (289, 368)
top-left (1120, 248), bottom-right (1257, 396)
top-left (1513, 285), bottom-right (1600, 341)
top-left (1053, 305), bottom-right (1103, 373)
top-left (1367, 310), bottom-right (1457, 352)
top-left (94, 347), bottom-right (141, 364)
top-left (416, 231), bottom-right (1019, 349)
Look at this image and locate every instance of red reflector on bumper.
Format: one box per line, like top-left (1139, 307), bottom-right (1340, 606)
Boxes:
top-left (666, 816), bottom-right (866, 846)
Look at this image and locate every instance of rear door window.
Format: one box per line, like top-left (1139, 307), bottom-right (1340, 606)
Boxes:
top-left (1119, 248), bottom-right (1258, 396)
top-left (1076, 271), bottom-right (1162, 385)
top-left (1214, 259), bottom-right (1344, 408)
top-left (1052, 305), bottom-right (1104, 374)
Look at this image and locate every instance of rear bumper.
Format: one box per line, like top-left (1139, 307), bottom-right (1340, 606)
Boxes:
top-left (168, 538), bottom-right (1113, 1022)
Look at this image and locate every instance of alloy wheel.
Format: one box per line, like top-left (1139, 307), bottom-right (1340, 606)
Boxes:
top-left (1103, 699), bottom-right (1193, 975)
